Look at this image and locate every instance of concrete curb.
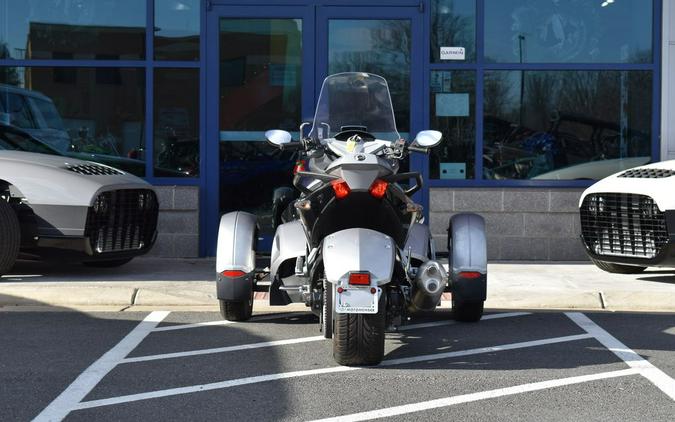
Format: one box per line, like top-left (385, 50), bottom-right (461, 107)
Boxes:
top-left (1, 259), bottom-right (674, 312)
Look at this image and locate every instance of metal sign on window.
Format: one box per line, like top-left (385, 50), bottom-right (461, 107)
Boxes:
top-left (440, 47), bottom-right (465, 60)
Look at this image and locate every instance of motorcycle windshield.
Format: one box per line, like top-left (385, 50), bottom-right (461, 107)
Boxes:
top-left (309, 73), bottom-right (400, 142)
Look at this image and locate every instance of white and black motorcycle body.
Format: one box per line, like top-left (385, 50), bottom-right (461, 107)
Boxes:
top-left (216, 73), bottom-right (488, 365)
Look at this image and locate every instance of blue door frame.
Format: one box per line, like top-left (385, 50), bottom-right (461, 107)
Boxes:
top-left (204, 3), bottom-right (425, 256)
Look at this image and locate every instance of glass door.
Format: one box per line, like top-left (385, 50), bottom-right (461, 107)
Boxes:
top-left (205, 6), bottom-right (315, 253)
top-left (317, 6), bottom-right (424, 179)
top-left (205, 5), bottom-right (423, 255)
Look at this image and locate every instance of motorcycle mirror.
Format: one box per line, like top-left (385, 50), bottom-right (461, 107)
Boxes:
top-left (265, 129), bottom-right (293, 147)
top-left (413, 130), bottom-right (443, 148)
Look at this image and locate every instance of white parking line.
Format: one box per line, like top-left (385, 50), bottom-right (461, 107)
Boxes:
top-left (121, 336), bottom-right (325, 364)
top-left (71, 333), bottom-right (592, 411)
top-left (33, 311), bottom-right (170, 422)
top-left (130, 312), bottom-right (530, 363)
top-left (397, 312), bottom-right (531, 331)
top-left (307, 368), bottom-right (641, 422)
top-left (566, 312), bottom-right (675, 401)
top-left (151, 312), bottom-right (302, 332)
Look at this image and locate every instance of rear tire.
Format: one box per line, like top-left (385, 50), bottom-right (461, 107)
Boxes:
top-left (333, 292), bottom-right (386, 366)
top-left (322, 279), bottom-right (333, 339)
top-left (0, 200), bottom-right (20, 276)
top-left (452, 300), bottom-right (484, 322)
top-left (590, 258), bottom-right (646, 274)
top-left (219, 290), bottom-right (253, 321)
top-left (83, 258), bottom-right (133, 268)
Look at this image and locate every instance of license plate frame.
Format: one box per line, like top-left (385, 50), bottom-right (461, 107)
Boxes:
top-left (335, 286), bottom-right (381, 314)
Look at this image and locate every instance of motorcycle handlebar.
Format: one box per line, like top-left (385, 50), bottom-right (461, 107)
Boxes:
top-left (406, 145), bottom-right (429, 154)
top-left (279, 142), bottom-right (304, 151)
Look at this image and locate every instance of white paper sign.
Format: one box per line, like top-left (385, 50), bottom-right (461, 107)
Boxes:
top-left (440, 46), bottom-right (465, 60)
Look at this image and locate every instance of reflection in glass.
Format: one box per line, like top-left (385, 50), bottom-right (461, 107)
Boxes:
top-left (155, 0), bottom-right (200, 61)
top-left (0, 0), bottom-right (146, 60)
top-left (431, 0), bottom-right (476, 63)
top-left (0, 67), bottom-right (147, 176)
top-left (328, 19), bottom-right (411, 133)
top-left (154, 69), bottom-right (199, 177)
top-left (483, 71), bottom-right (652, 180)
top-left (429, 71), bottom-right (475, 179)
top-left (484, 0), bottom-right (652, 63)
top-left (218, 19), bottom-right (302, 237)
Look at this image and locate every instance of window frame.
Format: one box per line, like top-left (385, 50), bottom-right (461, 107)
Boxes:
top-left (425, 0), bottom-right (662, 188)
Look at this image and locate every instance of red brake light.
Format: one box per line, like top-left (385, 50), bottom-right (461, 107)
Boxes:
top-left (293, 160), bottom-right (306, 175)
top-left (221, 270), bottom-right (246, 278)
top-left (369, 179), bottom-right (389, 199)
top-left (349, 272), bottom-right (370, 285)
top-left (331, 179), bottom-right (351, 199)
top-left (459, 271), bottom-right (482, 279)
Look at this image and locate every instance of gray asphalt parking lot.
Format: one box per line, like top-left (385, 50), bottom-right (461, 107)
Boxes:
top-left (2, 310), bottom-right (673, 421)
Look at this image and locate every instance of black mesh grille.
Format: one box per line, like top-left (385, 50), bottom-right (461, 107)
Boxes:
top-left (66, 164), bottom-right (124, 176)
top-left (580, 193), bottom-right (668, 259)
top-left (618, 168), bottom-right (675, 179)
top-left (84, 189), bottom-right (158, 254)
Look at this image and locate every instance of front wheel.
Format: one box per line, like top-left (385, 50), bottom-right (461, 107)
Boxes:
top-left (0, 200), bottom-right (20, 276)
top-left (219, 290), bottom-right (253, 321)
top-left (333, 293), bottom-right (386, 366)
top-left (452, 300), bottom-right (484, 322)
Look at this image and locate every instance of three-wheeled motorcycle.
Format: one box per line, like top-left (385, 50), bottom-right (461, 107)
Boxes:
top-left (216, 72), bottom-right (487, 366)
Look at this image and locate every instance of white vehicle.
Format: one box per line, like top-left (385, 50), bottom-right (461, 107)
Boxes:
top-left (0, 125), bottom-right (159, 275)
top-left (579, 160), bottom-right (675, 273)
top-left (216, 73), bottom-right (488, 366)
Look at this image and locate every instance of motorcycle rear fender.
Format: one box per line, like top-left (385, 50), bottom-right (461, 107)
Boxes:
top-left (216, 211), bottom-right (257, 301)
top-left (322, 228), bottom-right (395, 286)
top-left (448, 213), bottom-right (487, 302)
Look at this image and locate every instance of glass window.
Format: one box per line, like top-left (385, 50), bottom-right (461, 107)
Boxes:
top-left (483, 70), bottom-right (652, 180)
top-left (154, 68), bottom-right (199, 177)
top-left (328, 19), bottom-right (411, 133)
top-left (431, 0), bottom-right (476, 63)
top-left (0, 67), bottom-right (147, 176)
top-left (0, 0), bottom-right (146, 60)
top-left (430, 70), bottom-right (475, 179)
top-left (154, 0), bottom-right (200, 61)
top-left (484, 0), bottom-right (652, 63)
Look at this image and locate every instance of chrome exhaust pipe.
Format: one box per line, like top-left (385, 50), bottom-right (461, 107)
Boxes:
top-left (409, 260), bottom-right (448, 312)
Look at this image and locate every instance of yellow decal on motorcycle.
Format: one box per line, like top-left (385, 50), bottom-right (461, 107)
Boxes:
top-left (346, 139), bottom-right (356, 152)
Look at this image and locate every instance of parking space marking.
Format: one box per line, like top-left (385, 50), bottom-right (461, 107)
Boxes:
top-left (308, 368), bottom-right (641, 422)
top-left (151, 312), bottom-right (300, 332)
top-left (121, 336), bottom-right (325, 364)
top-left (397, 312), bottom-right (531, 331)
top-left (71, 333), bottom-right (592, 411)
top-left (33, 311), bottom-right (170, 422)
top-left (566, 312), bottom-right (675, 401)
top-left (126, 312), bottom-right (530, 364)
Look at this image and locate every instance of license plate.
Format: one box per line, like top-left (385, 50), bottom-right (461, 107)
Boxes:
top-left (335, 286), bottom-right (380, 314)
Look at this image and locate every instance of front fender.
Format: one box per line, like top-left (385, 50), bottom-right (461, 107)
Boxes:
top-left (322, 228), bottom-right (395, 286)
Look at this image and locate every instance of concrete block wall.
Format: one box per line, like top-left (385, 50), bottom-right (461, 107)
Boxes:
top-left (430, 188), bottom-right (588, 261)
top-left (148, 186), bottom-right (200, 258)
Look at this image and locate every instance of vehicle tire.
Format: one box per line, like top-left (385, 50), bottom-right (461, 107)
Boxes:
top-left (219, 290), bottom-right (254, 322)
top-left (452, 300), bottom-right (484, 322)
top-left (590, 258), bottom-right (646, 274)
top-left (333, 292), bottom-right (386, 366)
top-left (83, 258), bottom-right (133, 268)
top-left (322, 279), bottom-right (333, 339)
top-left (0, 200), bottom-right (20, 276)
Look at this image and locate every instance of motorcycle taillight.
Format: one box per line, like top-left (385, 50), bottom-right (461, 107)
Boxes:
top-left (369, 179), bottom-right (388, 199)
top-left (331, 179), bottom-right (351, 199)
